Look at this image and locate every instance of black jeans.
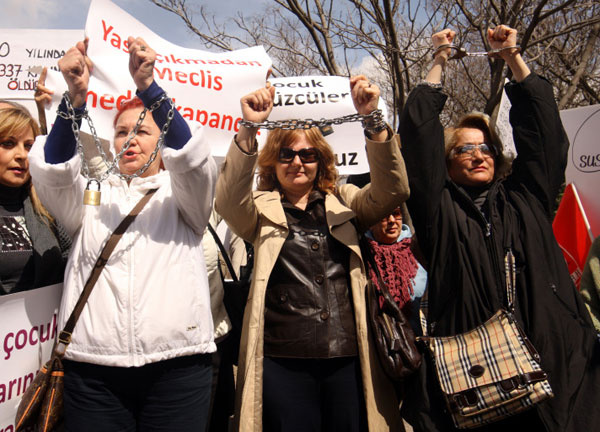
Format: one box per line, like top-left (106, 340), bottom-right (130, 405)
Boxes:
top-left (63, 354), bottom-right (212, 432)
top-left (263, 356), bottom-right (368, 432)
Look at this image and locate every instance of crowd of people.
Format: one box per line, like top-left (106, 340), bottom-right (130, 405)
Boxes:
top-left (1, 23), bottom-right (599, 432)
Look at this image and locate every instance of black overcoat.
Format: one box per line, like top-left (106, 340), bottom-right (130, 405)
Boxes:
top-left (399, 73), bottom-right (600, 431)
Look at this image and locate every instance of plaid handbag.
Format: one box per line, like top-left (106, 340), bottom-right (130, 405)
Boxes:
top-left (420, 249), bottom-right (553, 429)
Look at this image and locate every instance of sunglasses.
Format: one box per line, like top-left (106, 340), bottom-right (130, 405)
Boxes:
top-left (278, 147), bottom-right (319, 164)
top-left (383, 208), bottom-right (402, 221)
top-left (450, 143), bottom-right (496, 159)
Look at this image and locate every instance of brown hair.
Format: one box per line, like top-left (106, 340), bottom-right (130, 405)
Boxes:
top-left (256, 127), bottom-right (338, 194)
top-left (444, 112), bottom-right (510, 179)
top-left (0, 107), bottom-right (55, 226)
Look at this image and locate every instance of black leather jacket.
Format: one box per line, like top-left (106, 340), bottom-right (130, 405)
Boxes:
top-left (263, 191), bottom-right (358, 358)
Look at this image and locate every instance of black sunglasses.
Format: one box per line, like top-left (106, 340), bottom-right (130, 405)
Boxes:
top-left (278, 147), bottom-right (319, 163)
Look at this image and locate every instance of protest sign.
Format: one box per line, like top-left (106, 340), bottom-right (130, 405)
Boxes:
top-left (44, 0), bottom-right (272, 160)
top-left (0, 29), bottom-right (81, 117)
top-left (560, 104), bottom-right (600, 237)
top-left (492, 79), bottom-right (517, 160)
top-left (268, 75), bottom-right (389, 174)
top-left (0, 284), bottom-right (62, 431)
top-left (0, 29), bottom-right (81, 102)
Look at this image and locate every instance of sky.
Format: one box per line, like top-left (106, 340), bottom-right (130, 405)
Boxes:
top-left (0, 0), bottom-right (263, 50)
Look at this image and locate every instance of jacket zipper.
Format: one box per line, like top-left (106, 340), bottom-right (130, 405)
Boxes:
top-left (455, 183), bottom-right (504, 305)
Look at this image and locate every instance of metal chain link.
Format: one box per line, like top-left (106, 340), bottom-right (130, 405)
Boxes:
top-left (60, 92), bottom-right (174, 183)
top-left (238, 109), bottom-right (384, 130)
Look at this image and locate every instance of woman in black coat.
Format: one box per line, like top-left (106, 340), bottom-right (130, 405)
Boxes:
top-left (399, 25), bottom-right (600, 431)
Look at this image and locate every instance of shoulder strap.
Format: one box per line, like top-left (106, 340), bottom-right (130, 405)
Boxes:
top-left (55, 188), bottom-right (158, 357)
top-left (207, 222), bottom-right (239, 283)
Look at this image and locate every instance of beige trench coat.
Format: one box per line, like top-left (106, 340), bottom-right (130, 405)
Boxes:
top-left (215, 132), bottom-right (409, 431)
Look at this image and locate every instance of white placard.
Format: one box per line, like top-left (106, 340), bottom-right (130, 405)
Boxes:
top-left (44, 0), bottom-right (272, 158)
top-left (0, 29), bottom-right (82, 102)
top-left (0, 284), bottom-right (62, 430)
top-left (561, 104), bottom-right (600, 237)
top-left (269, 76), bottom-right (388, 174)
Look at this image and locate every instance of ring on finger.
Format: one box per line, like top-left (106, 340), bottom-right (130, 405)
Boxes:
top-left (140, 45), bottom-right (146, 51)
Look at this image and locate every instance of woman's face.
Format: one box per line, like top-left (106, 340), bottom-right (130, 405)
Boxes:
top-left (447, 128), bottom-right (495, 187)
top-left (114, 107), bottom-right (162, 178)
top-left (275, 133), bottom-right (318, 196)
top-left (0, 126), bottom-right (33, 187)
top-left (370, 208), bottom-right (402, 244)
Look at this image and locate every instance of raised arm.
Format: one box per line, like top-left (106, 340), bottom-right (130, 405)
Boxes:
top-left (399, 30), bottom-right (451, 251)
top-left (494, 25), bottom-right (568, 215)
top-left (342, 75), bottom-right (409, 230)
top-left (215, 85), bottom-right (274, 242)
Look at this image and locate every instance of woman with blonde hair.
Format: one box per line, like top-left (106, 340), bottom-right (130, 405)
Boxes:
top-left (0, 106), bottom-right (69, 295)
top-left (216, 76), bottom-right (409, 431)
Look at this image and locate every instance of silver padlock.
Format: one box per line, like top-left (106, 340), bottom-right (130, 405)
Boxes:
top-left (83, 179), bottom-right (101, 206)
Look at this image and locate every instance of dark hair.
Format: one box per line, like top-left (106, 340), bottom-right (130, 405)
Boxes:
top-left (256, 127), bottom-right (338, 194)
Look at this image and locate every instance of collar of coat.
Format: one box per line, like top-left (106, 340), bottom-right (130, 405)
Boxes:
top-left (252, 188), bottom-right (361, 260)
top-left (253, 188), bottom-right (355, 228)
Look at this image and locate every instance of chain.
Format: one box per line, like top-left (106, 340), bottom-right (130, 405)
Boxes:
top-left (433, 44), bottom-right (521, 60)
top-left (60, 92), bottom-right (174, 183)
top-left (239, 109), bottom-right (384, 130)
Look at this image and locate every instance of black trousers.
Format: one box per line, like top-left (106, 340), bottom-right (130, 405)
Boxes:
top-left (263, 356), bottom-right (368, 432)
top-left (63, 354), bottom-right (212, 432)
top-left (207, 335), bottom-right (236, 432)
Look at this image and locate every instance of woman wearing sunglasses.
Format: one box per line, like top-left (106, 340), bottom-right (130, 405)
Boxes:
top-left (215, 75), bottom-right (409, 431)
top-left (399, 25), bottom-right (600, 431)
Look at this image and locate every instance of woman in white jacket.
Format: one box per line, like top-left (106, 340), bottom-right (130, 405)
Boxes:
top-left (28, 37), bottom-right (217, 431)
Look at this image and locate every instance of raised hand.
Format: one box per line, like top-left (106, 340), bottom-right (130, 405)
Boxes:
top-left (58, 38), bottom-right (92, 108)
top-left (350, 75), bottom-right (380, 116)
top-left (240, 84), bottom-right (275, 124)
top-left (34, 67), bottom-right (54, 134)
top-left (34, 67), bottom-right (53, 108)
top-left (487, 25), bottom-right (530, 82)
top-left (432, 29), bottom-right (456, 60)
top-left (487, 25), bottom-right (519, 59)
top-left (127, 36), bottom-right (156, 92)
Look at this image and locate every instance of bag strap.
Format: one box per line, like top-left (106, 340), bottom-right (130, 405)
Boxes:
top-left (54, 188), bottom-right (158, 357)
top-left (505, 247), bottom-right (516, 314)
top-left (420, 248), bottom-right (516, 338)
top-left (207, 222), bottom-right (239, 283)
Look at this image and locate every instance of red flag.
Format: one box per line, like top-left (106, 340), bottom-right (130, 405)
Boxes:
top-left (553, 183), bottom-right (594, 289)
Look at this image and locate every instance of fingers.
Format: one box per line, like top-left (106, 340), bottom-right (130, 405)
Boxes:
top-left (243, 86), bottom-right (273, 112)
top-left (350, 75), bottom-right (379, 106)
top-left (38, 66), bottom-right (47, 86)
top-left (432, 29), bottom-right (455, 49)
top-left (59, 45), bottom-right (86, 78)
top-left (127, 36), bottom-right (156, 91)
top-left (488, 25), bottom-right (516, 44)
top-left (240, 84), bottom-right (275, 124)
top-left (128, 36), bottom-right (155, 63)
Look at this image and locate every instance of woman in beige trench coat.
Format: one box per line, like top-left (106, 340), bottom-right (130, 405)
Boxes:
top-left (215, 76), bottom-right (409, 431)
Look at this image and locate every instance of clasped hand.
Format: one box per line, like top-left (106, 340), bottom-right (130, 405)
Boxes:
top-left (58, 36), bottom-right (156, 108)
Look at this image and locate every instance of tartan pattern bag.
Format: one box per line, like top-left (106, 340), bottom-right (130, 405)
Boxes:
top-left (420, 249), bottom-right (553, 429)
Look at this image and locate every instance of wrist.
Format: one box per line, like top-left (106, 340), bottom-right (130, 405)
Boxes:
top-left (361, 109), bottom-right (386, 136)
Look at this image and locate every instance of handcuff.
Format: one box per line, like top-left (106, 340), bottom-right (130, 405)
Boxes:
top-left (433, 44), bottom-right (521, 60)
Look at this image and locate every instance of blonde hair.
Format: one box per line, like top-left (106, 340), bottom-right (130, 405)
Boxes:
top-left (256, 127), bottom-right (338, 194)
top-left (444, 112), bottom-right (509, 179)
top-left (0, 108), bottom-right (55, 226)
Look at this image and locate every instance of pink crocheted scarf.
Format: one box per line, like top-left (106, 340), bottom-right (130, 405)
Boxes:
top-left (367, 237), bottom-right (418, 310)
